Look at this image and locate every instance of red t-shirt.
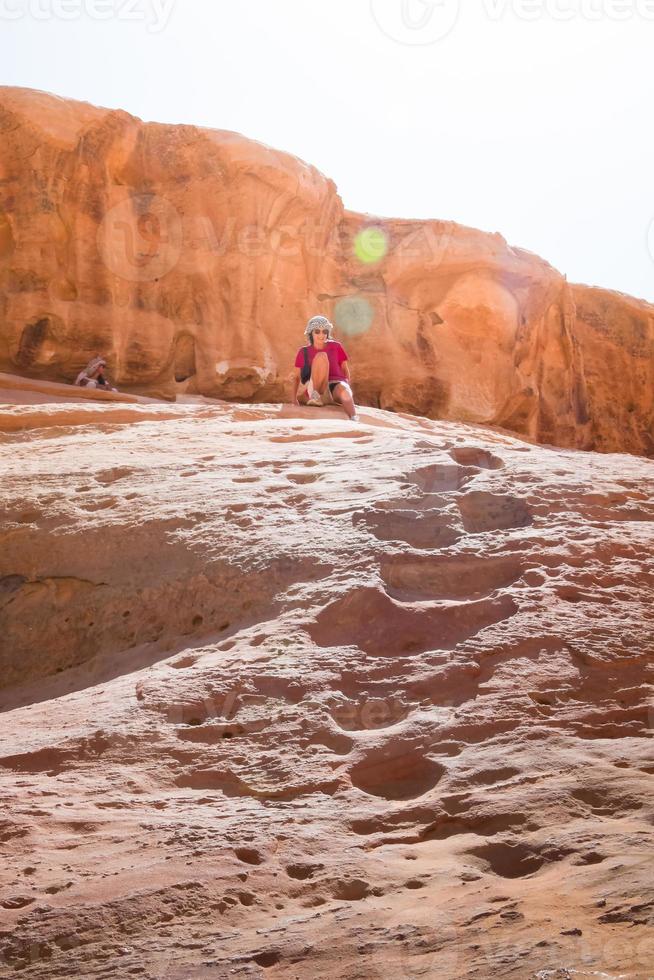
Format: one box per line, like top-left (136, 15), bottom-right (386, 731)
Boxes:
top-left (295, 340), bottom-right (348, 382)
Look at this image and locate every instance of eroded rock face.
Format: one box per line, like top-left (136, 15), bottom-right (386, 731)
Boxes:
top-left (1, 85), bottom-right (653, 458)
top-left (0, 397), bottom-right (653, 978)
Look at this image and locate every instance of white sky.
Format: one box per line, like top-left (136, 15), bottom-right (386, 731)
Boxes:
top-left (2, 0), bottom-right (654, 301)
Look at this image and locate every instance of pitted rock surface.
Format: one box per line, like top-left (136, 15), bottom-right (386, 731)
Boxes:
top-left (0, 396), bottom-right (652, 978)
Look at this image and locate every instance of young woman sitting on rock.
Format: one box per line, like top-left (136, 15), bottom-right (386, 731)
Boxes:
top-left (74, 356), bottom-right (118, 392)
top-left (292, 316), bottom-right (359, 422)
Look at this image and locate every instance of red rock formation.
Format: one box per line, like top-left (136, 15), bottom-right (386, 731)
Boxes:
top-left (0, 85), bottom-right (653, 458)
top-left (0, 396), bottom-right (653, 977)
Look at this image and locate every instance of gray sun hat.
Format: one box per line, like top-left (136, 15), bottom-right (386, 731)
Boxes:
top-left (304, 315), bottom-right (333, 339)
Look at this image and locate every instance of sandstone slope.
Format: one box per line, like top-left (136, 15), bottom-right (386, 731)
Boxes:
top-left (1, 86), bottom-right (653, 456)
top-left (0, 397), bottom-right (653, 979)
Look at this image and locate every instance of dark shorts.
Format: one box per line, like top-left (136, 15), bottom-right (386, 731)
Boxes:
top-left (329, 380), bottom-right (350, 395)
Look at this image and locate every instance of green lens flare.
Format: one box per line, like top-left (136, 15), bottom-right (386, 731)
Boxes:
top-left (334, 296), bottom-right (375, 337)
top-left (354, 227), bottom-right (388, 265)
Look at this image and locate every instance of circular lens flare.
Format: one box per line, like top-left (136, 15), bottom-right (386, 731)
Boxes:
top-left (354, 226), bottom-right (388, 265)
top-left (334, 296), bottom-right (375, 337)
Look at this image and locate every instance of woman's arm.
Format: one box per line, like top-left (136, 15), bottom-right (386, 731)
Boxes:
top-left (291, 367), bottom-right (302, 405)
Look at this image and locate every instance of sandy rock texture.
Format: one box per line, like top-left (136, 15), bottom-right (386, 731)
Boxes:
top-left (1, 394), bottom-right (653, 979)
top-left (1, 86), bottom-right (653, 456)
top-left (0, 371), bottom-right (160, 407)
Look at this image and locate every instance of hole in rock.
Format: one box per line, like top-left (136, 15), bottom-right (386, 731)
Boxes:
top-left (331, 878), bottom-right (371, 901)
top-left (408, 463), bottom-right (477, 494)
top-left (331, 697), bottom-right (410, 732)
top-left (349, 747), bottom-right (444, 801)
top-left (424, 811), bottom-right (527, 841)
top-left (253, 951), bottom-right (280, 968)
top-left (0, 575), bottom-right (27, 597)
top-left (173, 333), bottom-right (197, 383)
top-left (349, 817), bottom-right (388, 836)
top-left (285, 863), bottom-right (322, 880)
top-left (15, 316), bottom-right (58, 369)
top-left (287, 473), bottom-right (320, 485)
top-left (467, 767), bottom-right (521, 787)
top-left (95, 467), bottom-right (134, 485)
top-left (466, 841), bottom-right (567, 878)
top-left (236, 847), bottom-right (265, 866)
top-left (449, 448), bottom-right (504, 470)
top-left (380, 554), bottom-right (522, 602)
top-left (176, 724), bottom-right (245, 744)
top-left (353, 508), bottom-right (461, 550)
top-left (310, 731), bottom-right (354, 755)
top-left (0, 747), bottom-right (71, 776)
top-left (169, 656), bottom-right (197, 670)
top-left (570, 788), bottom-right (637, 816)
top-left (309, 587), bottom-right (517, 658)
top-left (457, 493), bottom-right (533, 534)
top-left (573, 852), bottom-right (606, 866)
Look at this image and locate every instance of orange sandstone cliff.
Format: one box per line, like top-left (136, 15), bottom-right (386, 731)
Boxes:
top-left (1, 89), bottom-right (653, 980)
top-left (0, 85), bottom-right (653, 456)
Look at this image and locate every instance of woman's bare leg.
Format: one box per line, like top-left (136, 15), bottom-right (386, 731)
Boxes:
top-left (331, 382), bottom-right (357, 419)
top-left (310, 352), bottom-right (329, 396)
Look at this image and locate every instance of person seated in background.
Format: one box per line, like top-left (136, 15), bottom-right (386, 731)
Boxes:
top-left (75, 356), bottom-right (118, 392)
top-left (292, 316), bottom-right (359, 422)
